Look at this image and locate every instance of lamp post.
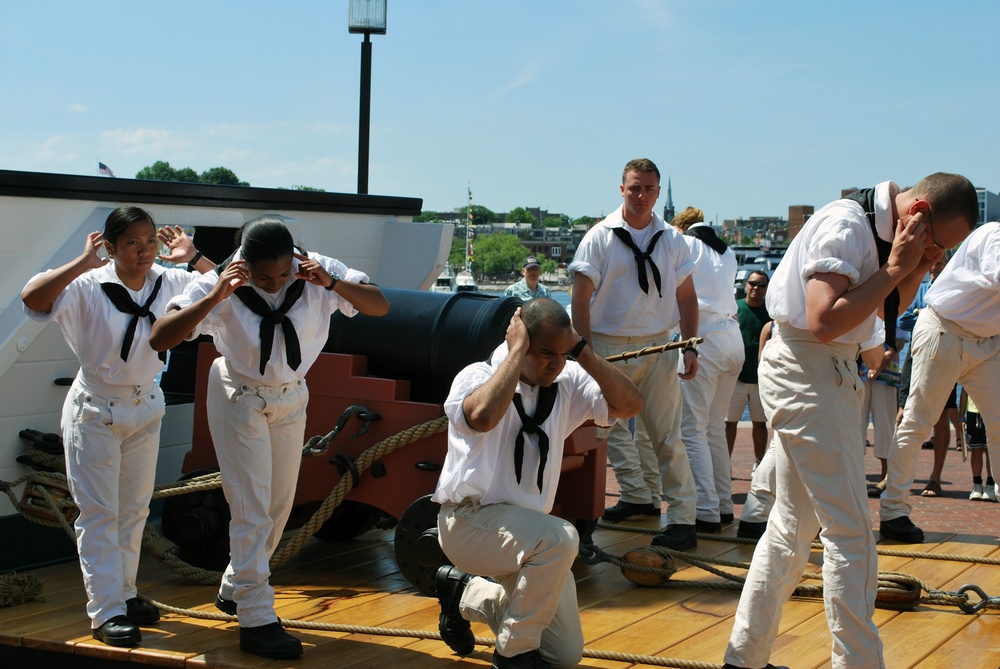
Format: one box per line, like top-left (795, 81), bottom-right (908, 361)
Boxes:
top-left (348, 0), bottom-right (387, 195)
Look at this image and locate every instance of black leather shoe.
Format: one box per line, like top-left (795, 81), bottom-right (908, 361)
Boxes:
top-left (695, 518), bottom-right (722, 534)
top-left (737, 520), bottom-right (767, 540)
top-left (125, 597), bottom-right (160, 625)
top-left (651, 524), bottom-right (697, 550)
top-left (92, 615), bottom-right (141, 647)
top-left (436, 566), bottom-right (475, 656)
top-left (879, 516), bottom-right (925, 543)
top-left (493, 649), bottom-right (554, 668)
top-left (215, 594), bottom-right (237, 615)
top-left (239, 622), bottom-right (303, 659)
top-left (722, 663), bottom-right (789, 669)
top-left (720, 512), bottom-right (735, 525)
top-left (602, 500), bottom-right (659, 521)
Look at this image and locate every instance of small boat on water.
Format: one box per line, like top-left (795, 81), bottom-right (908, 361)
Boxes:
top-left (430, 264), bottom-right (457, 293)
top-left (454, 269), bottom-right (477, 292)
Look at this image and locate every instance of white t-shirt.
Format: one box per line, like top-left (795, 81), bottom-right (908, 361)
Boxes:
top-left (432, 346), bottom-right (610, 514)
top-left (766, 181), bottom-right (895, 344)
top-left (568, 207), bottom-right (694, 337)
top-left (24, 263), bottom-right (196, 387)
top-left (926, 221), bottom-right (1000, 337)
top-left (168, 250), bottom-right (368, 385)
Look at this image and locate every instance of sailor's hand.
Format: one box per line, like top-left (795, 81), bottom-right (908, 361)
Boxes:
top-left (678, 349), bottom-right (698, 380)
top-left (506, 307), bottom-right (529, 356)
top-left (888, 211), bottom-right (933, 276)
top-left (82, 231), bottom-right (109, 269)
top-left (212, 259), bottom-right (248, 300)
top-left (157, 225), bottom-right (196, 263)
top-left (294, 252), bottom-right (333, 287)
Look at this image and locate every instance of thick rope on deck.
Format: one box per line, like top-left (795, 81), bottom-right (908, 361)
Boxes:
top-left (0, 572), bottom-right (44, 607)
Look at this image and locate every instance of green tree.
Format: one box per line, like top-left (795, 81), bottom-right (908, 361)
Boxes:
top-left (135, 160), bottom-right (181, 181)
top-left (572, 215), bottom-right (596, 228)
top-left (542, 215), bottom-right (570, 228)
top-left (174, 167), bottom-right (200, 183)
top-left (414, 211), bottom-right (442, 222)
top-left (449, 236), bottom-right (469, 269)
top-left (468, 205), bottom-right (496, 225)
top-left (540, 257), bottom-right (558, 275)
top-left (200, 166), bottom-right (248, 186)
top-left (472, 233), bottom-right (526, 279)
top-left (294, 185), bottom-right (325, 192)
top-left (506, 207), bottom-right (536, 225)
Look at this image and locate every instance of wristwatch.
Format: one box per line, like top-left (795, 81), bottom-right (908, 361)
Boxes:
top-left (570, 337), bottom-right (588, 359)
top-left (325, 272), bottom-right (340, 291)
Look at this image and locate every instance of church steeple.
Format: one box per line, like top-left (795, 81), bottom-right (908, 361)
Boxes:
top-left (663, 175), bottom-right (675, 222)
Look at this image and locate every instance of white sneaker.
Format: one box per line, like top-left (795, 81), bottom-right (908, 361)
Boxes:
top-left (986, 484), bottom-right (998, 503)
top-left (970, 484), bottom-right (984, 500)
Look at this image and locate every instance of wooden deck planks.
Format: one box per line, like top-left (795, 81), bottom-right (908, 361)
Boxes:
top-left (0, 526), bottom-right (997, 669)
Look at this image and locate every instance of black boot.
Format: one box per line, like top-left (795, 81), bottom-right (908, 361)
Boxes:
top-left (736, 520), bottom-right (767, 540)
top-left (215, 594), bottom-right (237, 615)
top-left (493, 649), bottom-right (554, 668)
top-left (651, 523), bottom-right (697, 550)
top-left (92, 615), bottom-right (141, 647)
top-left (239, 622), bottom-right (303, 659)
top-left (125, 596), bottom-right (160, 625)
top-left (435, 565), bottom-right (475, 655)
top-left (602, 500), bottom-right (659, 521)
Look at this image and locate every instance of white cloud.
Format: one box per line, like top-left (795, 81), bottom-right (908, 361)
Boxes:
top-left (68, 103), bottom-right (87, 113)
top-left (100, 127), bottom-right (190, 156)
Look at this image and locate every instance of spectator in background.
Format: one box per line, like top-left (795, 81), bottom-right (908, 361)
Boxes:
top-left (726, 271), bottom-right (772, 466)
top-left (961, 389), bottom-right (996, 502)
top-left (504, 255), bottom-right (552, 302)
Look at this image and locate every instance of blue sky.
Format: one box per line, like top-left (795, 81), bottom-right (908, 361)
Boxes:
top-left (2, 1), bottom-right (998, 224)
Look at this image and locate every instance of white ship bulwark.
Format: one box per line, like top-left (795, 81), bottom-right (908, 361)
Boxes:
top-left (0, 169), bottom-right (453, 571)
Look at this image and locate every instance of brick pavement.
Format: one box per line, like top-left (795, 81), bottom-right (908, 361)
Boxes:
top-left (604, 425), bottom-right (999, 538)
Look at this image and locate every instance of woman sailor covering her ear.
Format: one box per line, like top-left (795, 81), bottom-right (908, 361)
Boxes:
top-left (149, 216), bottom-right (388, 660)
top-left (21, 205), bottom-right (214, 647)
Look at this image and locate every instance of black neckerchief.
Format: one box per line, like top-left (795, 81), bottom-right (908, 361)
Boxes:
top-left (511, 384), bottom-right (559, 492)
top-left (685, 224), bottom-right (728, 255)
top-left (232, 280), bottom-right (307, 375)
top-left (100, 274), bottom-right (166, 363)
top-left (611, 227), bottom-right (664, 297)
top-left (843, 188), bottom-right (899, 350)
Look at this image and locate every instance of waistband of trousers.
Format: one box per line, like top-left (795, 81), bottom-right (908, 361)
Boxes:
top-left (77, 368), bottom-right (156, 399)
top-left (771, 321), bottom-right (860, 357)
top-left (592, 331), bottom-right (673, 346)
top-left (220, 357), bottom-right (304, 395)
top-left (923, 306), bottom-right (997, 340)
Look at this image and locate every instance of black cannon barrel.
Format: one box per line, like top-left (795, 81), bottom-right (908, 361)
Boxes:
top-left (325, 288), bottom-right (522, 404)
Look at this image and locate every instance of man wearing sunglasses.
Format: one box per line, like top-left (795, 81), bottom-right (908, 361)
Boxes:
top-left (726, 271), bottom-right (772, 473)
top-left (722, 173), bottom-right (977, 669)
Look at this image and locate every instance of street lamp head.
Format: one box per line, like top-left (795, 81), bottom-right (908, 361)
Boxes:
top-left (348, 0), bottom-right (387, 34)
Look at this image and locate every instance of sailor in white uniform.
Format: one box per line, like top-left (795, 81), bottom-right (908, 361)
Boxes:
top-left (21, 206), bottom-right (212, 647)
top-left (150, 215), bottom-right (388, 660)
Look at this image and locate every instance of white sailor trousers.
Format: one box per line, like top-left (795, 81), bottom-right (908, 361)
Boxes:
top-left (208, 358), bottom-right (308, 628)
top-left (61, 373), bottom-right (164, 627)
top-left (860, 378), bottom-right (897, 460)
top-left (592, 333), bottom-right (695, 524)
top-left (680, 317), bottom-right (744, 521)
top-left (726, 327), bottom-right (884, 669)
top-left (740, 431), bottom-right (778, 524)
top-left (438, 501), bottom-right (583, 667)
top-left (883, 307), bottom-right (1000, 519)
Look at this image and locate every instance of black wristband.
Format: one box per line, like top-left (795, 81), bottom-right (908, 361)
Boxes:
top-left (187, 250), bottom-right (203, 270)
top-left (325, 272), bottom-right (340, 291)
top-left (570, 337), bottom-right (587, 359)
top-left (683, 345), bottom-right (699, 358)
